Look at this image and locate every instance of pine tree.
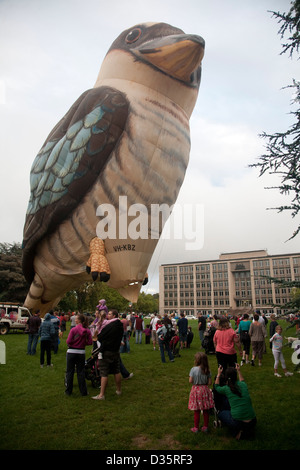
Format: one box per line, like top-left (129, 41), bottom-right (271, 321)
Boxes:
top-left (250, 0), bottom-right (300, 239)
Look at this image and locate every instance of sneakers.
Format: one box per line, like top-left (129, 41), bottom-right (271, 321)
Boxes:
top-left (124, 373), bottom-right (133, 380)
top-left (190, 427), bottom-right (199, 433)
top-left (274, 372), bottom-right (293, 377)
top-left (92, 395), bottom-right (105, 400)
top-left (240, 359), bottom-right (245, 366)
top-left (201, 426), bottom-right (208, 433)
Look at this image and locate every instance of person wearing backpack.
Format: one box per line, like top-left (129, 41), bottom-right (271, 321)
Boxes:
top-left (156, 316), bottom-right (175, 363)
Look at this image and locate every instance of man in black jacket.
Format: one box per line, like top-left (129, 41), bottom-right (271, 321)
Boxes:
top-left (92, 309), bottom-right (123, 400)
top-left (26, 309), bottom-right (41, 355)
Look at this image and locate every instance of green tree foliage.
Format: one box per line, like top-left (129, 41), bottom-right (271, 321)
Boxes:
top-left (57, 281), bottom-right (159, 314)
top-left (250, 0), bottom-right (300, 239)
top-left (0, 242), bottom-right (29, 302)
top-left (290, 287), bottom-right (300, 309)
top-left (134, 291), bottom-right (159, 313)
top-left (261, 274), bottom-right (300, 311)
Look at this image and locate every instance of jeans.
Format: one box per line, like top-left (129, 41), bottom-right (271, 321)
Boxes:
top-left (135, 330), bottom-right (142, 344)
top-left (120, 332), bottom-right (130, 352)
top-left (218, 410), bottom-right (256, 437)
top-left (199, 329), bottom-right (205, 344)
top-left (120, 358), bottom-right (130, 378)
top-left (158, 339), bottom-right (174, 363)
top-left (65, 352), bottom-right (88, 395)
top-left (27, 333), bottom-right (39, 355)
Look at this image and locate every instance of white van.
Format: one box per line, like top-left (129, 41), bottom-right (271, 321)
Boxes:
top-left (0, 303), bottom-right (32, 334)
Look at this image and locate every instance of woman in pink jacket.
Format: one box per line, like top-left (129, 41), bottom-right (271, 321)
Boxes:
top-left (65, 314), bottom-right (93, 396)
top-left (213, 317), bottom-right (242, 372)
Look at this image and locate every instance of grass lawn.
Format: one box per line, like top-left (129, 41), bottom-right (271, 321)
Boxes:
top-left (0, 319), bottom-right (299, 451)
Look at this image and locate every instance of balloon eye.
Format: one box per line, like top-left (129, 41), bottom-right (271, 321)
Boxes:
top-left (126, 28), bottom-right (142, 44)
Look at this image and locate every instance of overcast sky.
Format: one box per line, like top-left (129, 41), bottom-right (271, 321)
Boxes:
top-left (0, 0), bottom-right (299, 295)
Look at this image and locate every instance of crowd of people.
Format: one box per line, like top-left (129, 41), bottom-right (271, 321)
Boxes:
top-left (25, 305), bottom-right (298, 441)
top-left (187, 309), bottom-right (297, 438)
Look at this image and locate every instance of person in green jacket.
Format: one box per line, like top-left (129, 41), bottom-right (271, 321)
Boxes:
top-left (214, 363), bottom-right (256, 440)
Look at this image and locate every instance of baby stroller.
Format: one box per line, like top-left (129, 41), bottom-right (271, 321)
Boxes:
top-left (85, 346), bottom-right (102, 388)
top-left (202, 326), bottom-right (216, 354)
top-left (169, 334), bottom-right (181, 357)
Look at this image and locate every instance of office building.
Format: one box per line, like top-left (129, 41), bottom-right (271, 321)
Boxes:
top-left (159, 249), bottom-right (300, 316)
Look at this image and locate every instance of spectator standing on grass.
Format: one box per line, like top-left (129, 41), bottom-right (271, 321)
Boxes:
top-left (65, 314), bottom-right (92, 396)
top-left (261, 313), bottom-right (268, 326)
top-left (187, 326), bottom-right (194, 348)
top-left (213, 317), bottom-right (242, 372)
top-left (269, 314), bottom-right (278, 349)
top-left (134, 314), bottom-right (144, 344)
top-left (249, 313), bottom-right (266, 366)
top-left (188, 352), bottom-right (214, 433)
top-left (210, 315), bottom-right (219, 329)
top-left (198, 312), bottom-right (206, 345)
top-left (253, 310), bottom-right (265, 324)
top-left (49, 310), bottom-right (60, 354)
top-left (70, 312), bottom-right (77, 329)
top-left (39, 313), bottom-right (55, 368)
top-left (150, 314), bottom-right (159, 350)
top-left (92, 309), bottom-right (124, 400)
top-left (214, 363), bottom-right (256, 440)
top-left (59, 312), bottom-right (67, 338)
top-left (177, 312), bottom-right (188, 349)
top-left (120, 313), bottom-right (130, 353)
top-left (156, 316), bottom-right (175, 363)
top-left (144, 324), bottom-right (151, 344)
top-left (26, 310), bottom-right (41, 356)
top-left (130, 313), bottom-right (136, 336)
top-left (237, 313), bottom-right (251, 365)
top-left (270, 325), bottom-right (293, 378)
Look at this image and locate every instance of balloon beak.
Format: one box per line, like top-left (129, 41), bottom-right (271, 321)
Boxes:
top-left (133, 34), bottom-right (205, 84)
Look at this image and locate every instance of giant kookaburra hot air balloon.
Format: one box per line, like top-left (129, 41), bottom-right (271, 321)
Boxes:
top-left (22, 22), bottom-right (205, 314)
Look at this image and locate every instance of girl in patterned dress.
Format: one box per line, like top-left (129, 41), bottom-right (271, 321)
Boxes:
top-left (188, 352), bottom-right (215, 433)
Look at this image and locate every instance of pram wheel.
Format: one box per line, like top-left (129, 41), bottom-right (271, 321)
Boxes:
top-left (91, 376), bottom-right (101, 388)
